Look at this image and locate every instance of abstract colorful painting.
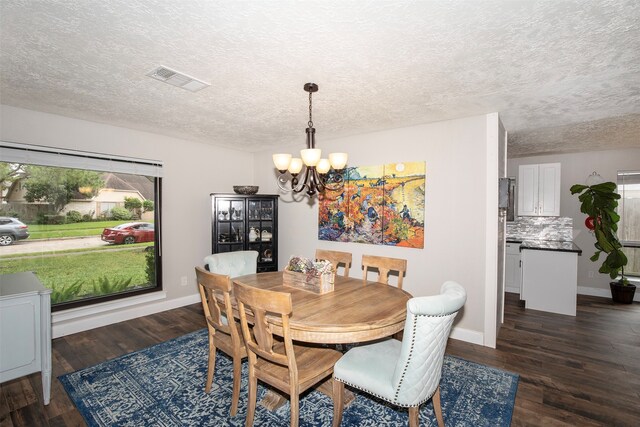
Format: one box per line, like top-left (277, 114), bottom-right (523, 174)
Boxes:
top-left (318, 161), bottom-right (425, 248)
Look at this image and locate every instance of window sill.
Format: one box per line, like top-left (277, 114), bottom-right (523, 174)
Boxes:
top-left (52, 291), bottom-right (168, 337)
top-left (624, 276), bottom-right (640, 285)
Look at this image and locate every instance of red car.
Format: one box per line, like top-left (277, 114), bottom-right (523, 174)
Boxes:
top-left (101, 222), bottom-right (155, 244)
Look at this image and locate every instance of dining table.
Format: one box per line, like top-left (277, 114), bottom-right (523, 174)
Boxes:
top-left (230, 270), bottom-right (412, 410)
top-left (232, 271), bottom-right (412, 344)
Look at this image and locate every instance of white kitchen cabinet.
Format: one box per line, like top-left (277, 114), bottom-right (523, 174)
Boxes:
top-left (505, 242), bottom-right (522, 295)
top-left (0, 272), bottom-right (52, 405)
top-left (517, 163), bottom-right (561, 216)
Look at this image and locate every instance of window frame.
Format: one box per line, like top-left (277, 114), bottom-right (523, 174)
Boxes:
top-left (617, 170), bottom-right (640, 278)
top-left (0, 141), bottom-right (164, 311)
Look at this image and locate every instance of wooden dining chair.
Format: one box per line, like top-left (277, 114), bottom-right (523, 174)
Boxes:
top-left (194, 266), bottom-right (247, 416)
top-left (333, 281), bottom-right (467, 427)
top-left (361, 254), bottom-right (408, 289)
top-left (234, 281), bottom-right (343, 427)
top-left (315, 249), bottom-right (353, 277)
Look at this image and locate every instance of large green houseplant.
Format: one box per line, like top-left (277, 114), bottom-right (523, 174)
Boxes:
top-left (570, 181), bottom-right (635, 303)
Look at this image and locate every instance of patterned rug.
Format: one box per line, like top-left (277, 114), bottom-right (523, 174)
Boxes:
top-left (59, 329), bottom-right (518, 426)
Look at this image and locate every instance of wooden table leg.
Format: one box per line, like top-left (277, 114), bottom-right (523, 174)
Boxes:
top-left (260, 388), bottom-right (288, 410)
top-left (317, 377), bottom-right (356, 407)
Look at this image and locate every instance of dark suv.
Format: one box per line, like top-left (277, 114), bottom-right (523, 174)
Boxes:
top-left (0, 217), bottom-right (30, 246)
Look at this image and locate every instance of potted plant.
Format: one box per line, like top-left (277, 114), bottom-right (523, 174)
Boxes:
top-left (570, 182), bottom-right (636, 303)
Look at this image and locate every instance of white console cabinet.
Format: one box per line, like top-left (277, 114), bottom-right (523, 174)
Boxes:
top-left (518, 163), bottom-right (561, 216)
top-left (0, 272), bottom-right (52, 405)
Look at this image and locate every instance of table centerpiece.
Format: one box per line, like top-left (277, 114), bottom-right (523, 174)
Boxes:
top-left (283, 256), bottom-right (335, 294)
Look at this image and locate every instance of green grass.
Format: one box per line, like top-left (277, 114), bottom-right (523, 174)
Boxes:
top-left (0, 242), bottom-right (153, 259)
top-left (2, 220), bottom-right (157, 305)
top-left (0, 247), bottom-right (153, 304)
top-left (27, 221), bottom-right (146, 239)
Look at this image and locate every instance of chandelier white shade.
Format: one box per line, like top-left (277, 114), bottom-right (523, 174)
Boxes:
top-left (316, 158), bottom-right (331, 174)
top-left (329, 152), bottom-right (348, 170)
top-left (272, 83), bottom-right (348, 197)
top-left (300, 148), bottom-right (321, 166)
top-left (288, 158), bottom-right (303, 174)
top-left (272, 153), bottom-right (292, 171)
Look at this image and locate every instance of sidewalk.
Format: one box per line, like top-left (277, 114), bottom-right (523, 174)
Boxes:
top-left (0, 236), bottom-right (109, 255)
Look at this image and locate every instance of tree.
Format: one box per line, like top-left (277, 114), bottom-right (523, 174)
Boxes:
top-left (124, 197), bottom-right (142, 211)
top-left (0, 162), bottom-right (25, 202)
top-left (143, 199), bottom-right (154, 212)
top-left (124, 196), bottom-right (143, 218)
top-left (23, 166), bottom-right (104, 213)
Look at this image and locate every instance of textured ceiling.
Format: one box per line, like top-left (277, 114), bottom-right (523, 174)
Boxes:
top-left (1, 0), bottom-right (639, 156)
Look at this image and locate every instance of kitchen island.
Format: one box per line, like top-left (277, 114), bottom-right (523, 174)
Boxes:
top-left (519, 240), bottom-right (582, 316)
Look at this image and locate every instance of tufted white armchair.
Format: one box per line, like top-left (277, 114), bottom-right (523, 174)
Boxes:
top-left (332, 281), bottom-right (466, 427)
top-left (203, 251), bottom-right (258, 278)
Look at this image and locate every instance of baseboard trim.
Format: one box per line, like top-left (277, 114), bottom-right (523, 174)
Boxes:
top-left (578, 285), bottom-right (640, 302)
top-left (51, 293), bottom-right (492, 347)
top-left (505, 286), bottom-right (520, 294)
top-left (52, 293), bottom-right (201, 338)
top-left (449, 327), bottom-right (484, 346)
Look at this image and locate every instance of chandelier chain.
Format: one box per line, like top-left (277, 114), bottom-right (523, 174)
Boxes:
top-left (308, 91), bottom-right (313, 128)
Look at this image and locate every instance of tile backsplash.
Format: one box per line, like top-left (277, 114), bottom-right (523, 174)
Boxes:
top-left (507, 217), bottom-right (573, 241)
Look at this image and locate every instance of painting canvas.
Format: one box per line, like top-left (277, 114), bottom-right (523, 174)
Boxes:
top-left (318, 161), bottom-right (425, 248)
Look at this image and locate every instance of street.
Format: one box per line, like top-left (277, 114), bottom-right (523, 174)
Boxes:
top-left (0, 236), bottom-right (110, 255)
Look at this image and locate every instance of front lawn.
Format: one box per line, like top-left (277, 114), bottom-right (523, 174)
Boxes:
top-left (0, 246), bottom-right (153, 304)
top-left (0, 242), bottom-right (152, 259)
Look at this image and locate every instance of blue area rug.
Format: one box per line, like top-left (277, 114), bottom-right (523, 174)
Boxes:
top-left (59, 329), bottom-right (518, 426)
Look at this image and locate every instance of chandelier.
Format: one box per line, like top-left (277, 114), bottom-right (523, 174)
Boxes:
top-left (272, 83), bottom-right (348, 197)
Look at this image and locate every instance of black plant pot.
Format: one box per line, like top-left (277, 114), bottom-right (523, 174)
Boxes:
top-left (610, 281), bottom-right (637, 304)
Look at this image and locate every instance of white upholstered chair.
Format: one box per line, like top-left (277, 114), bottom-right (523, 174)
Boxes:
top-left (332, 281), bottom-right (467, 427)
top-left (204, 250), bottom-right (258, 278)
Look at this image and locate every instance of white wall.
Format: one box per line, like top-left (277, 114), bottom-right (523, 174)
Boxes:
top-left (254, 113), bottom-right (502, 346)
top-left (1, 105), bottom-right (503, 345)
top-left (507, 148), bottom-right (640, 297)
top-left (1, 105), bottom-right (254, 335)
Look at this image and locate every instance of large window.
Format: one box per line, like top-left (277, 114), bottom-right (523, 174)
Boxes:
top-left (617, 171), bottom-right (640, 277)
top-left (0, 142), bottom-right (163, 310)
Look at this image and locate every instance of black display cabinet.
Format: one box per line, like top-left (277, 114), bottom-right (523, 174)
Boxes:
top-left (210, 193), bottom-right (279, 272)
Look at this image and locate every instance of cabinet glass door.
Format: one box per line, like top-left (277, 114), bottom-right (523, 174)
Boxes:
top-left (215, 198), bottom-right (244, 252)
top-left (248, 199), bottom-right (274, 264)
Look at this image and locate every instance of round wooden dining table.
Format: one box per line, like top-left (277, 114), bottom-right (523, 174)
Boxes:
top-left (232, 271), bottom-right (412, 344)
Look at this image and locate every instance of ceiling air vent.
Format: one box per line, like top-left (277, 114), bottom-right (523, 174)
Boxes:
top-left (146, 66), bottom-right (210, 92)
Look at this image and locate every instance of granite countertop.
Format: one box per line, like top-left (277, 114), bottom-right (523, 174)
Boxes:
top-left (517, 239), bottom-right (582, 255)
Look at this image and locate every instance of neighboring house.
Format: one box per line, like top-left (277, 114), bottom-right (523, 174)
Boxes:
top-left (1, 178), bottom-right (54, 219)
top-left (4, 172), bottom-right (154, 221)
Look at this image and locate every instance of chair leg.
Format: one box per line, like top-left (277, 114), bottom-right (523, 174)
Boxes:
top-left (230, 356), bottom-right (242, 416)
top-left (205, 337), bottom-right (216, 393)
top-left (433, 385), bottom-right (445, 427)
top-left (332, 378), bottom-right (344, 427)
top-left (245, 368), bottom-right (257, 427)
top-left (290, 385), bottom-right (300, 427)
top-left (408, 406), bottom-right (419, 427)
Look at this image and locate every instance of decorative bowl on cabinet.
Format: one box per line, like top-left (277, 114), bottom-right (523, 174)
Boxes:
top-left (233, 185), bottom-right (259, 195)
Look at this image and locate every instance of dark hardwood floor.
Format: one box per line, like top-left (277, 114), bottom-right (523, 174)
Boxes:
top-left (1, 293), bottom-right (638, 426)
top-left (447, 294), bottom-right (640, 427)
